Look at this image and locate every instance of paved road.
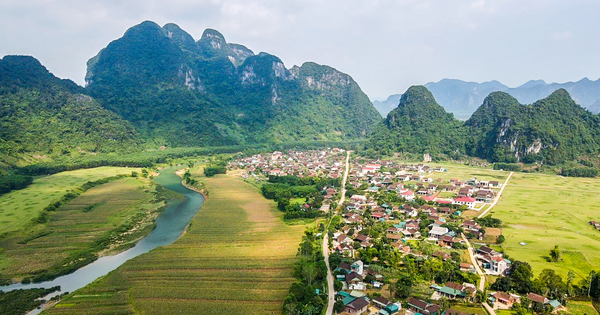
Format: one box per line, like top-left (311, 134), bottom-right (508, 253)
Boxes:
top-left (324, 151), bottom-right (350, 315)
top-left (477, 171), bottom-right (513, 219)
top-left (461, 233), bottom-right (486, 291)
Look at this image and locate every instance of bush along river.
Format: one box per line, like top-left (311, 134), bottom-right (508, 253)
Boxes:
top-left (0, 167), bottom-right (205, 314)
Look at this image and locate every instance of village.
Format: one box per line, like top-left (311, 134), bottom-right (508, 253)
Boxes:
top-left (229, 150), bottom-right (567, 315)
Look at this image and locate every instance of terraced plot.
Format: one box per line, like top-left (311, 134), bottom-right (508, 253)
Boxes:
top-left (0, 177), bottom-right (164, 279)
top-left (47, 174), bottom-right (308, 314)
top-left (0, 167), bottom-right (140, 235)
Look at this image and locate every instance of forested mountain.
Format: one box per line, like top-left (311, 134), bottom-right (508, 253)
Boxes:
top-left (375, 78), bottom-right (600, 119)
top-left (0, 55), bottom-right (140, 159)
top-left (85, 21), bottom-right (381, 146)
top-left (366, 86), bottom-right (466, 157)
top-left (466, 89), bottom-right (600, 164)
top-left (367, 86), bottom-right (600, 165)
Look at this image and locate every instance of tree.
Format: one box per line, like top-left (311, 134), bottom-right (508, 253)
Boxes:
top-left (497, 234), bottom-right (505, 244)
top-left (334, 300), bottom-right (345, 313)
top-left (509, 261), bottom-right (534, 293)
top-left (549, 245), bottom-right (561, 262)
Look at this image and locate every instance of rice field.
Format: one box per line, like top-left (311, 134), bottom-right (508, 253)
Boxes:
top-left (0, 177), bottom-right (163, 278)
top-left (46, 174), bottom-right (309, 314)
top-left (0, 167), bottom-right (140, 235)
top-left (490, 172), bottom-right (600, 279)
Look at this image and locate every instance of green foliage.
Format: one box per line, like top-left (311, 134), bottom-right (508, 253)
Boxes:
top-left (561, 166), bottom-right (599, 177)
top-left (283, 229), bottom-right (326, 315)
top-left (475, 216), bottom-right (502, 228)
top-left (0, 56), bottom-right (140, 158)
top-left (493, 163), bottom-right (522, 171)
top-left (0, 174), bottom-right (33, 196)
top-left (85, 21), bottom-right (381, 148)
top-left (550, 245), bottom-right (561, 262)
top-left (366, 86), bottom-right (466, 157)
top-left (0, 286), bottom-right (60, 315)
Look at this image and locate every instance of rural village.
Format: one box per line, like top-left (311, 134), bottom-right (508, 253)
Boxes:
top-left (227, 149), bottom-right (573, 315)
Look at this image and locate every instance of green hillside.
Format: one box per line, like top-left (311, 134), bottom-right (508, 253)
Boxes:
top-left (85, 21), bottom-right (381, 147)
top-left (0, 55), bottom-right (140, 161)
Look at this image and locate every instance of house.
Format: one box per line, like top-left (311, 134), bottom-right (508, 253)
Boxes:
top-left (350, 260), bottom-right (364, 275)
top-left (453, 196), bottom-right (476, 209)
top-left (526, 292), bottom-right (549, 305)
top-left (346, 272), bottom-right (363, 284)
top-left (379, 303), bottom-right (401, 315)
top-left (401, 190), bottom-right (415, 201)
top-left (428, 226), bottom-right (449, 239)
top-left (433, 251), bottom-right (451, 261)
top-left (431, 282), bottom-right (467, 299)
top-left (489, 291), bottom-right (519, 309)
top-left (373, 296), bottom-right (392, 309)
top-left (345, 296), bottom-right (369, 314)
top-left (407, 297), bottom-right (440, 315)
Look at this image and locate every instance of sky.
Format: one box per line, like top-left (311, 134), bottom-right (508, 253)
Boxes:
top-left (1, 0), bottom-right (599, 100)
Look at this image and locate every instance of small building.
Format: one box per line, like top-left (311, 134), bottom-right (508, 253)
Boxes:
top-left (345, 296), bottom-right (369, 314)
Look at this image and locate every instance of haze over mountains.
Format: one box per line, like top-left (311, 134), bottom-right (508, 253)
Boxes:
top-left (374, 78), bottom-right (600, 119)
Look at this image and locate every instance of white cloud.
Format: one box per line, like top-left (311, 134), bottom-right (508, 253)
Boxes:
top-left (0, 0), bottom-right (599, 99)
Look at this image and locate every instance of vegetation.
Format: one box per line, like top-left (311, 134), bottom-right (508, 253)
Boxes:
top-left (282, 229), bottom-right (327, 314)
top-left (0, 174), bottom-right (32, 196)
top-left (367, 86), bottom-right (600, 172)
top-left (0, 176), bottom-right (170, 282)
top-left (46, 171), bottom-right (309, 314)
top-left (84, 21), bottom-right (381, 147)
top-left (0, 55), bottom-right (140, 159)
top-left (366, 86), bottom-right (466, 158)
top-left (0, 286), bottom-right (60, 315)
top-left (0, 167), bottom-right (140, 235)
top-left (492, 172), bottom-right (600, 279)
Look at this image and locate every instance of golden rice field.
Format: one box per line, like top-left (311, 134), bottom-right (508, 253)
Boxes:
top-left (47, 174), bottom-right (309, 314)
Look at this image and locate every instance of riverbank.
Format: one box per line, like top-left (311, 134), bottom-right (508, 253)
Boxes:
top-left (0, 168), bottom-right (204, 315)
top-left (45, 173), bottom-right (309, 314)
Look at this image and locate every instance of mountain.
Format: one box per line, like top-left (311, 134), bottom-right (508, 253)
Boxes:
top-left (372, 94), bottom-right (401, 117)
top-left (376, 78), bottom-right (600, 119)
top-left (85, 21), bottom-right (381, 146)
top-left (0, 55), bottom-right (140, 159)
top-left (366, 86), bottom-right (467, 157)
top-left (466, 89), bottom-right (600, 164)
top-left (367, 85), bottom-right (600, 165)
top-left (424, 79), bottom-right (509, 120)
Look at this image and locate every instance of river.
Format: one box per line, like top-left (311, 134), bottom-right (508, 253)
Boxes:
top-left (0, 167), bottom-right (205, 314)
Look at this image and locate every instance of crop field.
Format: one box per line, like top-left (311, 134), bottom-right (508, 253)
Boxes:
top-left (0, 177), bottom-right (162, 278)
top-left (563, 300), bottom-right (599, 315)
top-left (490, 172), bottom-right (600, 279)
top-left (47, 174), bottom-right (309, 315)
top-left (0, 167), bottom-right (140, 235)
top-left (426, 161), bottom-right (509, 184)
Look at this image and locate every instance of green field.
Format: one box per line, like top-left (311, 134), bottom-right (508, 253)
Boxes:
top-left (0, 177), bottom-right (165, 279)
top-left (46, 173), bottom-right (309, 314)
top-left (0, 167), bottom-right (140, 235)
top-left (427, 162), bottom-right (509, 184)
top-left (562, 300), bottom-right (599, 315)
top-left (491, 172), bottom-right (600, 279)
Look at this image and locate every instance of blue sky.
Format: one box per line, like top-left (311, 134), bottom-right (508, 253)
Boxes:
top-left (1, 0), bottom-right (599, 100)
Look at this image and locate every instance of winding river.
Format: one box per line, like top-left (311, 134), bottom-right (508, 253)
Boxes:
top-left (0, 167), bottom-right (205, 314)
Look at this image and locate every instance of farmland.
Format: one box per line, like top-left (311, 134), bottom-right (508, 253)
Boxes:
top-left (45, 172), bottom-right (309, 314)
top-left (0, 167), bottom-right (141, 235)
top-left (490, 172), bottom-right (600, 279)
top-left (0, 176), bottom-right (166, 280)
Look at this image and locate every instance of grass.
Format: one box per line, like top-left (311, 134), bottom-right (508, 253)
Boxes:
top-left (0, 177), bottom-right (165, 279)
top-left (0, 167), bottom-right (140, 235)
top-left (426, 161), bottom-right (509, 184)
top-left (562, 300), bottom-right (599, 315)
top-left (46, 173), bottom-right (309, 315)
top-left (491, 172), bottom-right (600, 280)
top-left (449, 304), bottom-right (488, 315)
